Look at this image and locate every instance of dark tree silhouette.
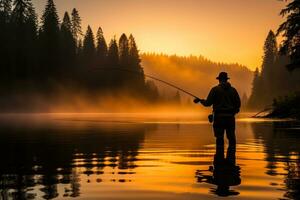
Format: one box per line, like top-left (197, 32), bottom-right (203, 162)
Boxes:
top-left (11, 0), bottom-right (37, 80)
top-left (0, 0), bottom-right (13, 84)
top-left (71, 8), bottom-right (82, 45)
top-left (107, 38), bottom-right (120, 86)
top-left (82, 25), bottom-right (96, 68)
top-left (128, 34), bottom-right (145, 87)
top-left (248, 68), bottom-right (262, 108)
top-left (107, 38), bottom-right (119, 67)
top-left (248, 30), bottom-right (300, 110)
top-left (96, 27), bottom-right (108, 67)
top-left (119, 33), bottom-right (129, 68)
top-left (60, 12), bottom-right (76, 73)
top-left (0, 0), bottom-right (11, 14)
top-left (277, 0), bottom-right (300, 70)
top-left (261, 31), bottom-right (278, 96)
top-left (40, 0), bottom-right (60, 78)
top-left (0, 0), bottom-right (159, 111)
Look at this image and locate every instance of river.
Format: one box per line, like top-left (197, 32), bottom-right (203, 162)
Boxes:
top-left (0, 113), bottom-right (299, 200)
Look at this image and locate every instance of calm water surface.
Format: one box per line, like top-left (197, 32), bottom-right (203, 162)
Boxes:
top-left (0, 113), bottom-right (299, 200)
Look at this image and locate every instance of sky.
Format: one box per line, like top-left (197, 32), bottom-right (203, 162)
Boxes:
top-left (32, 0), bottom-right (287, 70)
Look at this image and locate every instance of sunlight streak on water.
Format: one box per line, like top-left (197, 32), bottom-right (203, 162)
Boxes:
top-left (0, 114), bottom-right (299, 199)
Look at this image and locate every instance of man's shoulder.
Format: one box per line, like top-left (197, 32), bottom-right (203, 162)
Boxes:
top-left (209, 85), bottom-right (219, 93)
top-left (212, 85), bottom-right (220, 90)
top-left (230, 86), bottom-right (238, 92)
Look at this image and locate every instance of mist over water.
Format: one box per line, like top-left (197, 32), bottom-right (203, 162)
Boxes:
top-left (0, 113), bottom-right (299, 200)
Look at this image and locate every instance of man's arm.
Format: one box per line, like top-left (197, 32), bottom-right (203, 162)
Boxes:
top-left (194, 88), bottom-right (214, 107)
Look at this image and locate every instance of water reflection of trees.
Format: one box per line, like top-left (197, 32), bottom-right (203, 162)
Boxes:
top-left (0, 123), bottom-right (155, 199)
top-left (251, 121), bottom-right (300, 200)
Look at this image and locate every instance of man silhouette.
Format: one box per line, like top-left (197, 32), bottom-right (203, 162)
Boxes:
top-left (196, 144), bottom-right (241, 197)
top-left (194, 72), bottom-right (241, 149)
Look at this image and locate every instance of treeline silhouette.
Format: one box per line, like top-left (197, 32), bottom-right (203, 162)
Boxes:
top-left (142, 53), bottom-right (252, 107)
top-left (277, 0), bottom-right (300, 71)
top-left (0, 0), bottom-right (159, 111)
top-left (248, 0), bottom-right (300, 116)
top-left (247, 30), bottom-right (300, 109)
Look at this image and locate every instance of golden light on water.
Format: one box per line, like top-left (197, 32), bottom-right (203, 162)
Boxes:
top-left (0, 113), bottom-right (298, 199)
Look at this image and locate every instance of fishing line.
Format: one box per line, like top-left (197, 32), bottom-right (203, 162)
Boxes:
top-left (92, 67), bottom-right (200, 99)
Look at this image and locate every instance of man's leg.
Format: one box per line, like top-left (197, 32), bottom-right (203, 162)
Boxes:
top-left (226, 128), bottom-right (236, 148)
top-left (226, 117), bottom-right (236, 148)
top-left (214, 127), bottom-right (225, 146)
top-left (213, 127), bottom-right (225, 166)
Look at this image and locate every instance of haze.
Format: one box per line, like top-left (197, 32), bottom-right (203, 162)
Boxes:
top-left (32, 0), bottom-right (286, 70)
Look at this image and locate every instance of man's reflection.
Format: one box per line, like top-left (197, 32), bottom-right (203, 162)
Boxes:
top-left (196, 144), bottom-right (241, 197)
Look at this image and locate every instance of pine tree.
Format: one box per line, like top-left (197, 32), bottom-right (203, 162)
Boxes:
top-left (277, 0), bottom-right (300, 70)
top-left (71, 8), bottom-right (82, 44)
top-left (12, 0), bottom-right (32, 24)
top-left (107, 38), bottom-right (120, 87)
top-left (82, 25), bottom-right (96, 68)
top-left (260, 30), bottom-right (278, 102)
top-left (0, 0), bottom-right (12, 18)
top-left (128, 34), bottom-right (141, 70)
top-left (40, 0), bottom-right (60, 77)
top-left (248, 68), bottom-right (262, 108)
top-left (128, 34), bottom-right (145, 87)
top-left (0, 0), bottom-right (12, 82)
top-left (107, 38), bottom-right (119, 67)
top-left (41, 0), bottom-right (59, 36)
top-left (60, 12), bottom-right (76, 71)
top-left (11, 0), bottom-right (37, 79)
top-left (96, 27), bottom-right (107, 67)
top-left (119, 33), bottom-right (129, 68)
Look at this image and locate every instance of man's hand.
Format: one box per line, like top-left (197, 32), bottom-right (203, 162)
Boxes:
top-left (193, 98), bottom-right (201, 104)
top-left (194, 98), bottom-right (205, 104)
top-left (193, 98), bottom-right (200, 104)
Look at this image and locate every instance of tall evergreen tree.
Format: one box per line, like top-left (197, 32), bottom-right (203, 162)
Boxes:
top-left (82, 25), bottom-right (96, 68)
top-left (0, 0), bottom-right (12, 82)
top-left (128, 34), bottom-right (142, 71)
top-left (11, 0), bottom-right (37, 79)
top-left (260, 30), bottom-right (278, 99)
top-left (96, 27), bottom-right (107, 67)
top-left (71, 8), bottom-right (82, 45)
top-left (40, 0), bottom-right (60, 78)
top-left (248, 68), bottom-right (262, 108)
top-left (119, 33), bottom-right (129, 68)
top-left (60, 12), bottom-right (76, 72)
top-left (107, 38), bottom-right (120, 86)
top-left (277, 0), bottom-right (300, 70)
top-left (107, 38), bottom-right (119, 67)
top-left (128, 34), bottom-right (145, 86)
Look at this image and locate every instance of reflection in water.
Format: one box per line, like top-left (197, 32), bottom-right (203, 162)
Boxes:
top-left (196, 144), bottom-right (241, 197)
top-left (251, 121), bottom-right (300, 200)
top-left (0, 116), bottom-right (155, 199)
top-left (0, 114), bottom-right (299, 200)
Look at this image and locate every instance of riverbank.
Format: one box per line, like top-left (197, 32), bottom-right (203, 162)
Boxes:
top-left (265, 92), bottom-right (300, 119)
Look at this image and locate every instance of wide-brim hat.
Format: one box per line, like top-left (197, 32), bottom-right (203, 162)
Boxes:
top-left (216, 72), bottom-right (230, 80)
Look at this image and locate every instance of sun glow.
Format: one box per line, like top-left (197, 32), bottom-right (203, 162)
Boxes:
top-left (32, 0), bottom-right (286, 70)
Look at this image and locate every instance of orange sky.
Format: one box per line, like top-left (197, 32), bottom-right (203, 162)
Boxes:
top-left (32, 0), bottom-right (287, 70)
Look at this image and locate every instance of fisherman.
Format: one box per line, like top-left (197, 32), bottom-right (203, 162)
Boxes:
top-left (194, 72), bottom-right (241, 149)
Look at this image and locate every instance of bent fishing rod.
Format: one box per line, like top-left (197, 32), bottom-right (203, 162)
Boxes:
top-left (92, 67), bottom-right (201, 99)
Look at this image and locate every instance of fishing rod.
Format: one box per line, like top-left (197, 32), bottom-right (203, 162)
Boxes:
top-left (92, 67), bottom-right (201, 99)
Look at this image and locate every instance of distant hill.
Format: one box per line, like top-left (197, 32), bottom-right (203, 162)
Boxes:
top-left (141, 53), bottom-right (253, 101)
